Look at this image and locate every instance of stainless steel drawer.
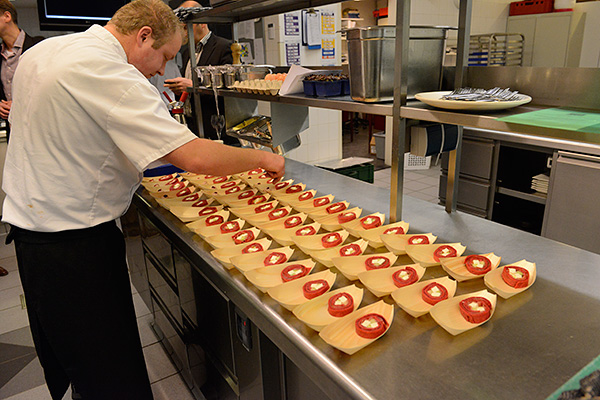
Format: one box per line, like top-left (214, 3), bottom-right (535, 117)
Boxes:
top-left (146, 251), bottom-right (182, 328)
top-left (439, 174), bottom-right (491, 211)
top-left (140, 214), bottom-right (175, 281)
top-left (173, 248), bottom-right (197, 327)
top-left (442, 137), bottom-right (495, 180)
top-left (150, 291), bottom-right (186, 374)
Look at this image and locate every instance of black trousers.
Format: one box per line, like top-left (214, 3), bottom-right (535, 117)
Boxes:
top-left (10, 221), bottom-right (153, 400)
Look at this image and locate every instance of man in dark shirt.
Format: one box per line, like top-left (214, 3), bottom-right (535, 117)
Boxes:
top-left (0, 0), bottom-right (43, 134)
top-left (164, 0), bottom-right (234, 142)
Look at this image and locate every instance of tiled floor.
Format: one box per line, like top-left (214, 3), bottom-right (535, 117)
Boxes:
top-left (342, 122), bottom-right (442, 204)
top-left (372, 163), bottom-right (441, 204)
top-left (0, 225), bottom-right (195, 400)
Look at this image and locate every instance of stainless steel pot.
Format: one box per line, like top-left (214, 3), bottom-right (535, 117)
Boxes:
top-left (211, 71), bottom-right (223, 88)
top-left (223, 72), bottom-right (236, 88)
top-left (346, 25), bottom-right (451, 102)
top-left (199, 68), bottom-right (212, 87)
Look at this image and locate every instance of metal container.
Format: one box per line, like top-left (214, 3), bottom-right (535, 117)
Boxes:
top-left (199, 67), bottom-right (212, 87)
top-left (346, 25), bottom-right (450, 102)
top-left (211, 71), bottom-right (224, 88)
top-left (238, 65), bottom-right (273, 81)
top-left (223, 72), bottom-right (236, 88)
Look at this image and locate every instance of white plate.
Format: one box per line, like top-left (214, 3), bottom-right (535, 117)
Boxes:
top-left (415, 91), bottom-right (532, 111)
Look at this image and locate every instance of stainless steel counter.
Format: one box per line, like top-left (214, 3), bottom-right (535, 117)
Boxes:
top-left (134, 159), bottom-right (600, 400)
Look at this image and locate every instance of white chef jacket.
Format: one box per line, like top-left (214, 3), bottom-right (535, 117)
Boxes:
top-left (2, 25), bottom-right (197, 232)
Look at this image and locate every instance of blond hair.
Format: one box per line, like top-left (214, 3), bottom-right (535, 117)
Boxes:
top-left (108, 0), bottom-right (183, 49)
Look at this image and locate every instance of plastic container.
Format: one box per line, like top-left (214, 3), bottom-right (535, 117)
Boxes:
top-left (314, 81), bottom-right (343, 97)
top-left (373, 132), bottom-right (385, 160)
top-left (554, 0), bottom-right (575, 11)
top-left (341, 79), bottom-right (350, 96)
top-left (509, 0), bottom-right (554, 16)
top-left (144, 164), bottom-right (184, 177)
top-left (303, 80), bottom-right (316, 96)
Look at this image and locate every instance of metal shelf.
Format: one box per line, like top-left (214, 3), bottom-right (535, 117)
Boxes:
top-left (400, 102), bottom-right (600, 146)
top-left (187, 0), bottom-right (345, 23)
top-left (497, 186), bottom-right (547, 205)
top-left (196, 87), bottom-right (394, 116)
top-left (198, 88), bottom-right (600, 147)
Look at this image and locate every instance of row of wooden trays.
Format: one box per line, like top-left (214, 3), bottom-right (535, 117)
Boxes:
top-left (141, 169), bottom-right (536, 355)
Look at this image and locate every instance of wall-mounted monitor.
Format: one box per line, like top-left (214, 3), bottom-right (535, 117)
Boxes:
top-left (37, 0), bottom-right (130, 31)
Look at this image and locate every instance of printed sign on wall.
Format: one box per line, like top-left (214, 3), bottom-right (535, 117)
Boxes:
top-left (286, 42), bottom-right (301, 65)
top-left (321, 39), bottom-right (335, 60)
top-left (321, 11), bottom-right (335, 35)
top-left (284, 13), bottom-right (300, 37)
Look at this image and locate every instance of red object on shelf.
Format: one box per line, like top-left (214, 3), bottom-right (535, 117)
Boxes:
top-left (509, 0), bottom-right (554, 16)
top-left (373, 7), bottom-right (388, 19)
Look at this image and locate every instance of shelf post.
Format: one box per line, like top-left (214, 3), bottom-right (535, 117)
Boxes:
top-left (445, 0), bottom-right (472, 213)
top-left (390, 0), bottom-right (411, 223)
top-left (188, 22), bottom-right (206, 138)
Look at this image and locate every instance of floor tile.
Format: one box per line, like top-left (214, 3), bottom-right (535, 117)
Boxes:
top-left (0, 306), bottom-right (30, 336)
top-left (2, 384), bottom-right (51, 400)
top-left (0, 241), bottom-right (16, 261)
top-left (0, 326), bottom-right (34, 348)
top-left (151, 373), bottom-right (196, 400)
top-left (0, 348), bottom-right (38, 392)
top-left (138, 314), bottom-right (160, 348)
top-left (0, 286), bottom-right (24, 312)
top-left (0, 340), bottom-right (36, 365)
top-left (418, 185), bottom-right (440, 198)
top-left (415, 175), bottom-right (441, 187)
top-left (133, 292), bottom-right (151, 318)
top-left (0, 255), bottom-right (17, 272)
top-left (0, 357), bottom-right (46, 399)
top-left (0, 267), bottom-right (22, 292)
top-left (143, 342), bottom-right (178, 384)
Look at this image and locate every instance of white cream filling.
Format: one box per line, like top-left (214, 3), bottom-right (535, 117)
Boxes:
top-left (334, 295), bottom-right (348, 306)
top-left (361, 318), bottom-right (379, 329)
top-left (428, 285), bottom-right (442, 297)
top-left (508, 267), bottom-right (524, 279)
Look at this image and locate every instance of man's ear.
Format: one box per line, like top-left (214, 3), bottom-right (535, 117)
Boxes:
top-left (136, 26), bottom-right (154, 46)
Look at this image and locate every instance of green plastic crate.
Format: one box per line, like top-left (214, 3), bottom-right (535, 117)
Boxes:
top-left (319, 162), bottom-right (374, 183)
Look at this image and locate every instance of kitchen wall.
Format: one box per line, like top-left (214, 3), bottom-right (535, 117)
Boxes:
top-left (380, 0), bottom-right (514, 40)
top-left (575, 1), bottom-right (600, 67)
top-left (256, 102), bottom-right (343, 165)
top-left (259, 4), bottom-right (344, 165)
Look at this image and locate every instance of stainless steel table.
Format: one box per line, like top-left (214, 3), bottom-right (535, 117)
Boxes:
top-left (134, 159), bottom-right (600, 400)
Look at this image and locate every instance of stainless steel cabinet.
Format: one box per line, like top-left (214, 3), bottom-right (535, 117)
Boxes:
top-left (440, 135), bottom-right (495, 217)
top-left (542, 151), bottom-right (600, 253)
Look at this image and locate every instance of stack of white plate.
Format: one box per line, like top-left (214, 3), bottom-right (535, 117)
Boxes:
top-left (531, 173), bottom-right (549, 194)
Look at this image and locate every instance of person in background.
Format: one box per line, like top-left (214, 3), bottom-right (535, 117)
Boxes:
top-left (0, 0), bottom-right (43, 139)
top-left (2, 0), bottom-right (284, 399)
top-left (0, 0), bottom-right (43, 278)
top-left (164, 0), bottom-right (234, 142)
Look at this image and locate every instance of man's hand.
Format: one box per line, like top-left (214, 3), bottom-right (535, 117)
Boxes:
top-left (164, 78), bottom-right (193, 95)
top-left (0, 100), bottom-right (12, 120)
top-left (260, 151), bottom-right (286, 181)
